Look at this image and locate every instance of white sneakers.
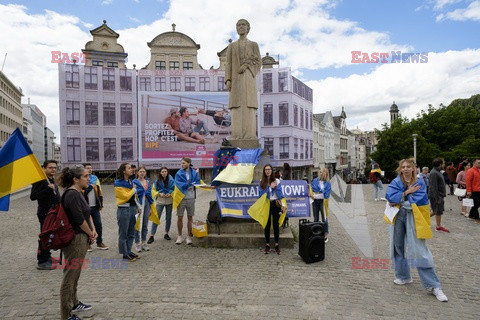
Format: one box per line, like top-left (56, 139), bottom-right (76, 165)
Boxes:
top-left (175, 235), bottom-right (193, 245)
top-left (175, 236), bottom-right (183, 244)
top-left (380, 197), bottom-right (387, 201)
top-left (135, 243), bottom-right (142, 253)
top-left (427, 287), bottom-right (449, 302)
top-left (186, 236), bottom-right (193, 245)
top-left (141, 243), bottom-right (150, 251)
top-left (393, 278), bottom-right (413, 285)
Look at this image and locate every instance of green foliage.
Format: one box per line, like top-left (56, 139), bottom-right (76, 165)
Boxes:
top-left (371, 94), bottom-right (480, 178)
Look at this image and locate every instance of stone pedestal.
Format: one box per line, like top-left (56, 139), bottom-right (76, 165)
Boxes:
top-left (230, 138), bottom-right (260, 149)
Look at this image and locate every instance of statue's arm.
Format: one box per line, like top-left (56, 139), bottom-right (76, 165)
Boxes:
top-left (247, 41), bottom-right (261, 77)
top-left (225, 44), bottom-right (232, 91)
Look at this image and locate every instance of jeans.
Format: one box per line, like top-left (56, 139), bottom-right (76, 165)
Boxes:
top-left (193, 120), bottom-right (210, 135)
top-left (392, 207), bottom-right (441, 288)
top-left (312, 198), bottom-right (329, 234)
top-left (117, 206), bottom-right (136, 256)
top-left (265, 201), bottom-right (281, 244)
top-left (135, 203), bottom-right (151, 243)
top-left (151, 204), bottom-right (173, 235)
top-left (373, 180), bottom-right (385, 199)
top-left (37, 210), bottom-right (51, 264)
top-left (90, 206), bottom-right (103, 244)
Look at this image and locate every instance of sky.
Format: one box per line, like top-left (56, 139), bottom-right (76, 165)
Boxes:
top-left (1, 0), bottom-right (479, 142)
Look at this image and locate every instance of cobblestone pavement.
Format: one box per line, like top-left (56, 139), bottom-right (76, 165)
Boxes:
top-left (0, 184), bottom-right (478, 319)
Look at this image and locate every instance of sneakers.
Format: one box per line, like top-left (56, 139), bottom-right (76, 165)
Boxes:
top-left (435, 226), bottom-right (450, 233)
top-left (123, 255), bottom-right (136, 262)
top-left (164, 234), bottom-right (171, 240)
top-left (147, 236), bottom-right (155, 244)
top-left (135, 243), bottom-right (142, 252)
top-left (36, 261), bottom-right (52, 270)
top-left (274, 245), bottom-right (280, 255)
top-left (428, 287), bottom-right (448, 302)
top-left (67, 315), bottom-right (82, 320)
top-left (175, 236), bottom-right (183, 244)
top-left (324, 237), bottom-right (329, 243)
top-left (380, 197), bottom-right (386, 201)
top-left (374, 198), bottom-right (379, 201)
top-left (393, 278), bottom-right (413, 285)
top-left (264, 245), bottom-right (270, 254)
top-left (142, 243), bottom-right (150, 251)
top-left (186, 236), bottom-right (193, 245)
top-left (87, 245), bottom-right (92, 252)
top-left (129, 252), bottom-right (140, 259)
top-left (97, 243), bottom-right (109, 250)
top-left (72, 302), bottom-right (92, 312)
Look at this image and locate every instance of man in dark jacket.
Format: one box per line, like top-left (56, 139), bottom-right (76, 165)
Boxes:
top-left (30, 160), bottom-right (60, 270)
top-left (428, 158), bottom-right (449, 233)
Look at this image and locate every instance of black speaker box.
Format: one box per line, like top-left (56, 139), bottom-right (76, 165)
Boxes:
top-left (298, 219), bottom-right (325, 263)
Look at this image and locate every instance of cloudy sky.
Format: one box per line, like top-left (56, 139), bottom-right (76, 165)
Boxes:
top-left (1, 0), bottom-right (479, 141)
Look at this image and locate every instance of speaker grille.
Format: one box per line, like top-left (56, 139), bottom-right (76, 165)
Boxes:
top-left (299, 220), bottom-right (325, 263)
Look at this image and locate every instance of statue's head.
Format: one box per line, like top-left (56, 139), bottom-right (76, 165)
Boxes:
top-left (236, 19), bottom-right (250, 34)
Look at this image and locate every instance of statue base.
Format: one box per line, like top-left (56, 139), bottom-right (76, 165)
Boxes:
top-left (229, 138), bottom-right (260, 149)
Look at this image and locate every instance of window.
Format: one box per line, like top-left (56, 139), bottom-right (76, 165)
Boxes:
top-left (279, 102), bottom-right (288, 125)
top-left (263, 104), bottom-right (273, 126)
top-left (140, 77), bottom-right (151, 91)
top-left (294, 138), bottom-right (298, 159)
top-left (67, 138), bottom-right (81, 161)
top-left (92, 60), bottom-right (103, 67)
top-left (310, 140), bottom-right (313, 159)
top-left (263, 73), bottom-right (272, 93)
top-left (306, 140), bottom-right (309, 160)
top-left (102, 68), bottom-right (115, 91)
top-left (199, 77), bottom-right (210, 91)
top-left (183, 62), bottom-right (193, 70)
top-left (103, 103), bottom-right (116, 126)
top-left (278, 71), bottom-right (288, 92)
top-left (155, 77), bottom-right (166, 91)
top-left (217, 76), bottom-right (227, 91)
top-left (85, 102), bottom-right (98, 125)
top-left (264, 138), bottom-right (274, 157)
top-left (300, 139), bottom-right (304, 159)
top-left (155, 61), bottom-right (166, 70)
top-left (169, 61), bottom-right (179, 70)
top-left (84, 66), bottom-right (97, 90)
top-left (107, 61), bottom-right (118, 68)
top-left (85, 138), bottom-right (99, 161)
top-left (103, 138), bottom-right (116, 161)
top-left (66, 101), bottom-right (80, 125)
top-left (65, 64), bottom-right (79, 88)
top-left (294, 104), bottom-right (298, 127)
top-left (185, 77), bottom-right (195, 91)
top-left (120, 69), bottom-right (132, 91)
top-left (120, 103), bottom-right (132, 125)
top-left (170, 77), bottom-right (181, 91)
top-left (305, 110), bottom-right (309, 130)
top-left (300, 108), bottom-right (304, 128)
top-left (121, 138), bottom-right (133, 160)
top-left (280, 137), bottom-right (289, 159)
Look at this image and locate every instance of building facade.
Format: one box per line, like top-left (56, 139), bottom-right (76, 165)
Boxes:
top-left (0, 71), bottom-right (23, 147)
top-left (22, 102), bottom-right (46, 164)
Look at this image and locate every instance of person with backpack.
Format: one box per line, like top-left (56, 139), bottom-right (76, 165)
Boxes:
top-left (30, 159), bottom-right (61, 270)
top-left (58, 165), bottom-right (97, 320)
top-left (133, 166), bottom-right (153, 252)
top-left (370, 163), bottom-right (386, 201)
top-left (148, 167), bottom-right (175, 243)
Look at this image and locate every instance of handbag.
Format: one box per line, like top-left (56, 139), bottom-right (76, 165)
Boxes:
top-left (462, 198), bottom-right (474, 207)
top-left (454, 188), bottom-right (466, 197)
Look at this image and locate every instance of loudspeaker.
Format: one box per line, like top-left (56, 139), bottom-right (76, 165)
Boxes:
top-left (298, 219), bottom-right (325, 263)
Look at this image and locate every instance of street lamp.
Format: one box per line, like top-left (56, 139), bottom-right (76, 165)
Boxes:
top-left (412, 133), bottom-right (418, 163)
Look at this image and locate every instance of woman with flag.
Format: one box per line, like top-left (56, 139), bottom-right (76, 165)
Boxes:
top-left (385, 158), bottom-right (448, 302)
top-left (133, 166), bottom-right (153, 252)
top-left (149, 167), bottom-right (175, 243)
top-left (114, 163), bottom-right (140, 262)
top-left (310, 168), bottom-right (332, 243)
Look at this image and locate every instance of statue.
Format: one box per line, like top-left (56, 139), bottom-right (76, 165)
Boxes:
top-left (225, 19), bottom-right (261, 143)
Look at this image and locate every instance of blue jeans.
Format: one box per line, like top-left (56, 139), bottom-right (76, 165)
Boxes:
top-left (151, 204), bottom-right (173, 235)
top-left (393, 207), bottom-right (441, 288)
top-left (117, 206), bottom-right (136, 256)
top-left (373, 180), bottom-right (384, 199)
top-left (90, 206), bottom-right (103, 244)
top-left (193, 120), bottom-right (210, 135)
top-left (312, 198), bottom-right (329, 234)
top-left (135, 202), bottom-right (151, 243)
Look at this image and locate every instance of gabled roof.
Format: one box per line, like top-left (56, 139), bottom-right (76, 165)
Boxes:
top-left (90, 20), bottom-right (119, 38)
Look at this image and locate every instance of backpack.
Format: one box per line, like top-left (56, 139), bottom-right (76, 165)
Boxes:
top-left (369, 172), bottom-right (378, 184)
top-left (39, 189), bottom-right (76, 251)
top-left (207, 200), bottom-right (222, 235)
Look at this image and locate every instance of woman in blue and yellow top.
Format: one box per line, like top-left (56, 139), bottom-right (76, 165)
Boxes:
top-left (114, 163), bottom-right (140, 262)
top-left (386, 158), bottom-right (448, 302)
top-left (133, 165), bottom-right (154, 252)
top-left (310, 168), bottom-right (332, 242)
top-left (149, 167), bottom-right (175, 242)
top-left (259, 164), bottom-right (286, 255)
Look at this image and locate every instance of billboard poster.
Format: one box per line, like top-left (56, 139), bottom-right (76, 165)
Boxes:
top-left (139, 92), bottom-right (230, 168)
top-left (216, 180), bottom-right (311, 219)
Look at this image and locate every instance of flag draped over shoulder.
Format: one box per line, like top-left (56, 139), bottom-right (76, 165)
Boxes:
top-left (247, 181), bottom-right (288, 229)
top-left (113, 179), bottom-right (136, 206)
top-left (173, 167), bottom-right (200, 210)
top-left (385, 176), bottom-right (432, 239)
top-left (0, 128), bottom-right (46, 211)
top-left (213, 148), bottom-right (262, 185)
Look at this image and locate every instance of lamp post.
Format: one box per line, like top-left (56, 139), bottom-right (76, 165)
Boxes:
top-left (412, 133), bottom-right (418, 163)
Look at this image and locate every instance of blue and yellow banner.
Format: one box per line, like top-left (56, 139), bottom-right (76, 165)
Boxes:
top-left (0, 128), bottom-right (46, 211)
top-left (212, 148), bottom-right (263, 185)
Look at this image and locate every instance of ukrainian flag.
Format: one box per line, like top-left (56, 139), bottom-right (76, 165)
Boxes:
top-left (0, 128), bottom-right (46, 211)
top-left (113, 179), bottom-right (136, 206)
top-left (248, 189), bottom-right (288, 229)
top-left (173, 167), bottom-right (200, 210)
top-left (213, 148), bottom-right (263, 185)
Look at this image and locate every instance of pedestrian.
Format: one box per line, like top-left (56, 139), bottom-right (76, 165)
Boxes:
top-left (258, 164), bottom-right (287, 254)
top-left (310, 168), bottom-right (332, 243)
top-left (456, 162), bottom-right (471, 216)
top-left (282, 162), bottom-right (291, 180)
top-left (417, 167), bottom-right (430, 194)
top-left (428, 158), bottom-right (449, 232)
top-left (133, 166), bottom-right (153, 252)
top-left (149, 167), bottom-right (175, 243)
top-left (465, 158), bottom-right (480, 221)
top-left (58, 165), bottom-right (97, 320)
top-left (114, 163), bottom-right (140, 262)
top-left (30, 160), bottom-right (60, 270)
top-left (83, 163), bottom-right (108, 252)
top-left (385, 158), bottom-right (448, 302)
top-left (445, 162), bottom-right (457, 195)
top-left (174, 157), bottom-right (200, 245)
top-left (370, 163), bottom-right (386, 201)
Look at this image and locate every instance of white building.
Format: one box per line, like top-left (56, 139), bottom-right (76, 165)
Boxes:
top-left (0, 71), bottom-right (23, 146)
top-left (313, 111), bottom-right (337, 177)
top-left (22, 101), bottom-right (46, 164)
top-left (44, 127), bottom-right (56, 161)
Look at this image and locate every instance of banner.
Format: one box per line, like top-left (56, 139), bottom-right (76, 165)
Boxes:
top-left (216, 180), bottom-right (311, 218)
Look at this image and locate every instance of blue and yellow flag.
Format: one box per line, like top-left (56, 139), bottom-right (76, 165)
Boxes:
top-left (247, 193), bottom-right (288, 229)
top-left (213, 148), bottom-right (263, 185)
top-left (0, 128), bottom-right (46, 211)
top-left (173, 167), bottom-right (200, 210)
top-left (113, 179), bottom-right (136, 206)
